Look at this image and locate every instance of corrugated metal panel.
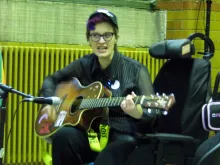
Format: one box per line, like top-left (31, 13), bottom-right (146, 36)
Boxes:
top-left (1, 45), bottom-right (164, 165)
top-left (0, 1), bottom-right (166, 47)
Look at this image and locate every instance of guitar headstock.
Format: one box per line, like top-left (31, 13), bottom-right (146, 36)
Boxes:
top-left (142, 93), bottom-right (176, 113)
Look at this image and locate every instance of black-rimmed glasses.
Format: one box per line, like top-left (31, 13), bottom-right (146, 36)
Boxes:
top-left (90, 32), bottom-right (114, 42)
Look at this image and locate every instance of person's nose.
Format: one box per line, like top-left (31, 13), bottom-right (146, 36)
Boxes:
top-left (98, 36), bottom-right (106, 43)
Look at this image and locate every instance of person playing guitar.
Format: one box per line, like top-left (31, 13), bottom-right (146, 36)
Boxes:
top-left (37, 8), bottom-right (175, 165)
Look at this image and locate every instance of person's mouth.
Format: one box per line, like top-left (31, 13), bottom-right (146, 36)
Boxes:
top-left (97, 46), bottom-right (107, 50)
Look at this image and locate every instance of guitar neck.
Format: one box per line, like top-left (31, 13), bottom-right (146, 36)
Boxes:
top-left (79, 96), bottom-right (145, 109)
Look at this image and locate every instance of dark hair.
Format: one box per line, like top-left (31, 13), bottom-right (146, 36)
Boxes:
top-left (86, 13), bottom-right (119, 41)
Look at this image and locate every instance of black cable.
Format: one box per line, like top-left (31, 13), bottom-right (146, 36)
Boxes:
top-left (202, 0), bottom-right (206, 34)
top-left (194, 0), bottom-right (202, 45)
top-left (4, 100), bottom-right (24, 157)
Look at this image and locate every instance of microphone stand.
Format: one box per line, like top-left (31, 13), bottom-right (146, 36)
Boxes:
top-left (0, 88), bottom-right (8, 165)
top-left (204, 0), bottom-right (212, 52)
top-left (0, 84), bottom-right (33, 165)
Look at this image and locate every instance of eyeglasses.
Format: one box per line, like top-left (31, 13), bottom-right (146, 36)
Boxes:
top-left (90, 32), bottom-right (114, 42)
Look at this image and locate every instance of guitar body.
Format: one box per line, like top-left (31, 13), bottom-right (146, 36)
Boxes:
top-left (35, 77), bottom-right (110, 142)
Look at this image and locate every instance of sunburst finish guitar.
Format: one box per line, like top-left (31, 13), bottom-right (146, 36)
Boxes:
top-left (35, 77), bottom-right (175, 142)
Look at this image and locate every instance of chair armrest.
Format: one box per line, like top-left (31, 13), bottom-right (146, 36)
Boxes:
top-left (141, 133), bottom-right (195, 142)
top-left (137, 133), bottom-right (197, 165)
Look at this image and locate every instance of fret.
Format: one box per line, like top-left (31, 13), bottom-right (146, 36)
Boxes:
top-left (93, 98), bottom-right (98, 108)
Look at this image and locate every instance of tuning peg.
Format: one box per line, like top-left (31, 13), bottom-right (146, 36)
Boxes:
top-left (162, 93), bottom-right (168, 99)
top-left (156, 93), bottom-right (162, 99)
top-left (150, 94), bottom-right (155, 98)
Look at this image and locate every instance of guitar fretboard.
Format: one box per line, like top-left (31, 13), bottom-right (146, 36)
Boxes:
top-left (79, 96), bottom-right (145, 109)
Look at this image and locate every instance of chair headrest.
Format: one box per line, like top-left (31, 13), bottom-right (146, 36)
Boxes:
top-left (149, 39), bottom-right (192, 59)
top-left (149, 33), bottom-right (215, 60)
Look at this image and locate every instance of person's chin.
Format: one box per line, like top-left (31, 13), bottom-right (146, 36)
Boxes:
top-left (95, 51), bottom-right (109, 58)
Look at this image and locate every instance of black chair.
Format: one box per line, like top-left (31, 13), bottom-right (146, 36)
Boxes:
top-left (193, 72), bottom-right (220, 165)
top-left (138, 34), bottom-right (215, 165)
top-left (193, 132), bottom-right (220, 165)
top-left (197, 143), bottom-right (220, 165)
top-left (212, 72), bottom-right (220, 101)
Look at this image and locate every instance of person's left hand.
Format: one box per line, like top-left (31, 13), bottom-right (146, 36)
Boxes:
top-left (120, 91), bottom-right (143, 119)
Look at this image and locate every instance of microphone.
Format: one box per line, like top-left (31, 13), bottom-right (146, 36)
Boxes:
top-left (23, 96), bottom-right (61, 105)
top-left (0, 83), bottom-right (13, 91)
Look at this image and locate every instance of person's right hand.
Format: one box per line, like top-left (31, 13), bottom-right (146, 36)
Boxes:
top-left (40, 104), bottom-right (58, 123)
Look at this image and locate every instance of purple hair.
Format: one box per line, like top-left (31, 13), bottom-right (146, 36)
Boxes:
top-left (87, 14), bottom-right (113, 30)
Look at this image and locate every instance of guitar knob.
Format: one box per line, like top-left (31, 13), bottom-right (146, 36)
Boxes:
top-left (163, 111), bottom-right (168, 115)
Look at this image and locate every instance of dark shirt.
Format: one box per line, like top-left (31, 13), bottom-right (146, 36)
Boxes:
top-left (40, 51), bottom-right (155, 134)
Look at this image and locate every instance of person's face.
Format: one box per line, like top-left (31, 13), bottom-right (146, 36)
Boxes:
top-left (89, 22), bottom-right (117, 59)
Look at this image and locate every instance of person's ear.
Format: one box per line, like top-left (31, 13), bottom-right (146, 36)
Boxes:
top-left (88, 39), bottom-right (92, 46)
top-left (115, 34), bottom-right (119, 44)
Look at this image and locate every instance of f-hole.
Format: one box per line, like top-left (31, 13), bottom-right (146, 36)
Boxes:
top-left (69, 96), bottom-right (83, 115)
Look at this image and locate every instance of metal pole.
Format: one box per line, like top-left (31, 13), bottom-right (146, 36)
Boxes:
top-left (0, 89), bottom-right (8, 165)
top-left (205, 0), bottom-right (212, 52)
top-left (0, 84), bottom-right (33, 165)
